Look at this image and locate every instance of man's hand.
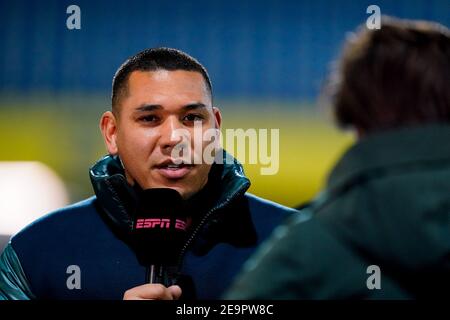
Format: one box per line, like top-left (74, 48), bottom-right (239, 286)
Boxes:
top-left (123, 284), bottom-right (182, 300)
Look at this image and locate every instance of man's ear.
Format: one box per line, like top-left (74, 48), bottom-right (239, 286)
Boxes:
top-left (212, 107), bottom-right (222, 129)
top-left (100, 111), bottom-right (119, 155)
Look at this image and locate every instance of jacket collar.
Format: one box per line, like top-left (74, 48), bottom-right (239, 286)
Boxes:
top-left (327, 124), bottom-right (450, 193)
top-left (89, 150), bottom-right (251, 234)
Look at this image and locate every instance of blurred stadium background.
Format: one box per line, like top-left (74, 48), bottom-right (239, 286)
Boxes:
top-left (0, 0), bottom-right (449, 245)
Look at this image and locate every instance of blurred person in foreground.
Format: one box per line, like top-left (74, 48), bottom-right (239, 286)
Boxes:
top-left (225, 17), bottom-right (450, 299)
top-left (0, 48), bottom-right (296, 300)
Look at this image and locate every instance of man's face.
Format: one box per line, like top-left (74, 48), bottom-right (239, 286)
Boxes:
top-left (101, 70), bottom-right (221, 199)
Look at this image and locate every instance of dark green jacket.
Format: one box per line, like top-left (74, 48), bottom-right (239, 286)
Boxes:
top-left (226, 124), bottom-right (450, 299)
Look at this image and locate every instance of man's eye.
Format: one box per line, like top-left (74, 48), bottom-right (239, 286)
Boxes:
top-left (139, 115), bottom-right (158, 122)
top-left (183, 114), bottom-right (204, 122)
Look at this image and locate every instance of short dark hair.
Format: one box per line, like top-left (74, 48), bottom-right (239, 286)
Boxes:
top-left (328, 17), bottom-right (450, 133)
top-left (111, 47), bottom-right (213, 112)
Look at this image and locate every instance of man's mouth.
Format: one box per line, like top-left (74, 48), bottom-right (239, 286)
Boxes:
top-left (155, 161), bottom-right (194, 179)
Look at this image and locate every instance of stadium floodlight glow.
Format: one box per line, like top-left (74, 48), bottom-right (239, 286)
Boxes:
top-left (0, 162), bottom-right (69, 236)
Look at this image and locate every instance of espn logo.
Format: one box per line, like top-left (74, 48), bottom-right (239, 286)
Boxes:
top-left (135, 218), bottom-right (187, 230)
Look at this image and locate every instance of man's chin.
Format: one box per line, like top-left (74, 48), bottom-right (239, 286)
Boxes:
top-left (138, 182), bottom-right (193, 200)
top-left (139, 170), bottom-right (209, 200)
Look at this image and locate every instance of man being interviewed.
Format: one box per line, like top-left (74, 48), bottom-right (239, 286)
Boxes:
top-left (0, 48), bottom-right (296, 300)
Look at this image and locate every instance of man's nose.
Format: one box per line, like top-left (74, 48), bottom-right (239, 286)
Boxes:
top-left (158, 117), bottom-right (185, 152)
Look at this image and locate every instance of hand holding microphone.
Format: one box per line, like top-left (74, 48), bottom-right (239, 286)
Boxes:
top-left (123, 283), bottom-right (182, 300)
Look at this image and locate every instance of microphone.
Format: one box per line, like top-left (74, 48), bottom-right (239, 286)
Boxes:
top-left (130, 188), bottom-right (188, 286)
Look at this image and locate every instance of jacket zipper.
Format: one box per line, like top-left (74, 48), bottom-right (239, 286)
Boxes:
top-left (176, 187), bottom-right (248, 271)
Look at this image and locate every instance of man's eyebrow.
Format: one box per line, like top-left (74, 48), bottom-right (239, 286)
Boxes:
top-left (182, 103), bottom-right (208, 111)
top-left (134, 103), bottom-right (208, 113)
top-left (135, 104), bottom-right (163, 112)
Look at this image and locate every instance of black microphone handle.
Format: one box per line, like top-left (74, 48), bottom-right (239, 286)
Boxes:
top-left (146, 264), bottom-right (176, 287)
